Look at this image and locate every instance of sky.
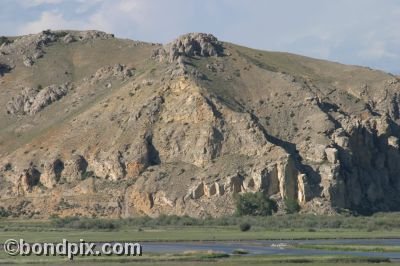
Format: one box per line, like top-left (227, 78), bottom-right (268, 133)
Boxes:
top-left (0, 0), bottom-right (399, 74)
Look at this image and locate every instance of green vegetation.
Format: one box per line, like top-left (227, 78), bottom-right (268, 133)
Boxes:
top-left (0, 207), bottom-right (10, 218)
top-left (235, 192), bottom-right (277, 216)
top-left (1, 227), bottom-right (400, 243)
top-left (298, 244), bottom-right (400, 253)
top-left (0, 214), bottom-right (399, 243)
top-left (0, 212), bottom-right (399, 240)
top-left (284, 197), bottom-right (301, 214)
top-left (11, 212), bottom-right (400, 231)
top-left (239, 222), bottom-right (251, 232)
top-left (0, 215), bottom-right (398, 265)
top-left (0, 251), bottom-right (391, 265)
top-left (51, 216), bottom-right (119, 230)
top-left (0, 36), bottom-right (9, 46)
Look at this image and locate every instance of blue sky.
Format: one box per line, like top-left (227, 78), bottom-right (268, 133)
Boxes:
top-left (1, 0), bottom-right (399, 74)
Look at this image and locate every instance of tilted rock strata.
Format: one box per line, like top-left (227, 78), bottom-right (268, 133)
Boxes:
top-left (0, 31), bottom-right (400, 218)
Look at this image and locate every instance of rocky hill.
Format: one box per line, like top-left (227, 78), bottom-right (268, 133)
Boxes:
top-left (0, 30), bottom-right (400, 218)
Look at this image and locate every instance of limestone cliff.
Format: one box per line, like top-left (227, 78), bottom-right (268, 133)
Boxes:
top-left (0, 31), bottom-right (399, 218)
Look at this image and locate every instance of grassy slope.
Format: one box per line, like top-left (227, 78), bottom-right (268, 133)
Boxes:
top-left (0, 38), bottom-right (156, 155)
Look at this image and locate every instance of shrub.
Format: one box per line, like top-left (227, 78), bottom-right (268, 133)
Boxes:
top-left (199, 252), bottom-right (230, 259)
top-left (3, 163), bottom-right (12, 171)
top-left (0, 36), bottom-right (9, 46)
top-left (81, 171), bottom-right (94, 180)
top-left (239, 223), bottom-right (251, 232)
top-left (236, 192), bottom-right (278, 216)
top-left (0, 207), bottom-right (10, 218)
top-left (284, 197), bottom-right (301, 214)
top-left (50, 216), bottom-right (119, 230)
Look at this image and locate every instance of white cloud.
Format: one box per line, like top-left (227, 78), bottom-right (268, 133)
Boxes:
top-left (7, 0), bottom-right (400, 73)
top-left (16, 0), bottom-right (148, 36)
top-left (18, 11), bottom-right (84, 34)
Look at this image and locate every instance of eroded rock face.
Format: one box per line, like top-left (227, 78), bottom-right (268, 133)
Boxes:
top-left (6, 84), bottom-right (70, 115)
top-left (62, 155), bottom-right (88, 182)
top-left (90, 152), bottom-right (125, 181)
top-left (17, 166), bottom-right (41, 194)
top-left (41, 159), bottom-right (64, 188)
top-left (2, 32), bottom-right (400, 218)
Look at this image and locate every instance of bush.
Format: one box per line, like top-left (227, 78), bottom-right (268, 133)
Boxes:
top-left (0, 207), bottom-right (10, 218)
top-left (199, 252), bottom-right (230, 259)
top-left (239, 223), bottom-right (251, 232)
top-left (284, 197), bottom-right (301, 214)
top-left (0, 36), bottom-right (9, 46)
top-left (50, 216), bottom-right (119, 230)
top-left (236, 192), bottom-right (278, 216)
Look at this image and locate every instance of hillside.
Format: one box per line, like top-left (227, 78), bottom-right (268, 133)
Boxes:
top-left (0, 30), bottom-right (400, 218)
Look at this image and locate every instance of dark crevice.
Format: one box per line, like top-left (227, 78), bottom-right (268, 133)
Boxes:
top-left (53, 159), bottom-right (64, 182)
top-left (0, 63), bottom-right (11, 76)
top-left (145, 134), bottom-right (160, 166)
top-left (316, 100), bottom-right (342, 131)
top-left (203, 95), bottom-right (223, 119)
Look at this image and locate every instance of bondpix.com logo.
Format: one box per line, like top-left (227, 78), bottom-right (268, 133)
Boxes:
top-left (3, 239), bottom-right (142, 260)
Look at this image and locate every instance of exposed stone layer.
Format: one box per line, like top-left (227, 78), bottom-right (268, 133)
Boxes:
top-left (0, 31), bottom-right (400, 218)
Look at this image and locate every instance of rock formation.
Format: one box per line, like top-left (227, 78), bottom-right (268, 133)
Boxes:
top-left (0, 30), bottom-right (399, 218)
top-left (153, 33), bottom-right (223, 62)
top-left (6, 83), bottom-right (70, 115)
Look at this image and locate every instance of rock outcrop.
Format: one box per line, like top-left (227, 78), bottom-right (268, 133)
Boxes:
top-left (6, 83), bottom-right (70, 115)
top-left (153, 33), bottom-right (223, 62)
top-left (41, 158), bottom-right (64, 188)
top-left (0, 31), bottom-right (400, 218)
top-left (62, 155), bottom-right (88, 183)
top-left (89, 64), bottom-right (134, 84)
top-left (0, 30), bottom-right (114, 67)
